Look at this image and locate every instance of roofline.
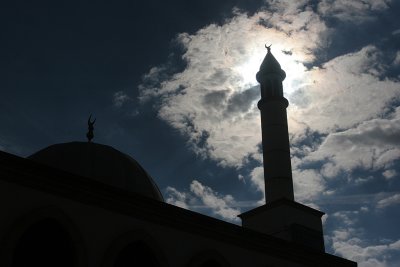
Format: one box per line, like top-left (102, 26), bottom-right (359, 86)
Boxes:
top-left (238, 198), bottom-right (325, 219)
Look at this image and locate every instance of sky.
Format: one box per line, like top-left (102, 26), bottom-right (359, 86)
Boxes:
top-left (1, 0), bottom-right (400, 266)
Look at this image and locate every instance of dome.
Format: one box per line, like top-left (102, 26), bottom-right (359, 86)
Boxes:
top-left (28, 142), bottom-right (164, 202)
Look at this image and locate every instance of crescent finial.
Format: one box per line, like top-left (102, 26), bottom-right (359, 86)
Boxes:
top-left (265, 44), bottom-right (272, 52)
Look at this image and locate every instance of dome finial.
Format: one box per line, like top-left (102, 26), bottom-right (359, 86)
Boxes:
top-left (86, 114), bottom-right (96, 142)
top-left (265, 44), bottom-right (272, 53)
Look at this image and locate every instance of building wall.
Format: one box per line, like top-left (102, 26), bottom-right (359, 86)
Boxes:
top-left (0, 179), bottom-right (305, 267)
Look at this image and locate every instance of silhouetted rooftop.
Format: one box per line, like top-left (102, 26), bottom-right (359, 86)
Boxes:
top-left (28, 142), bottom-right (164, 201)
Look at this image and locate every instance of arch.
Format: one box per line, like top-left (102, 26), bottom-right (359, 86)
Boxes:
top-left (12, 218), bottom-right (76, 267)
top-left (0, 206), bottom-right (87, 267)
top-left (102, 229), bottom-right (169, 267)
top-left (187, 249), bottom-right (230, 267)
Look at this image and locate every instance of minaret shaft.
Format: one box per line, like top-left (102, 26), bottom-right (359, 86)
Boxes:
top-left (258, 98), bottom-right (294, 202)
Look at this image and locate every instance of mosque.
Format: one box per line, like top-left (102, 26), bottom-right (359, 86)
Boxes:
top-left (0, 47), bottom-right (357, 266)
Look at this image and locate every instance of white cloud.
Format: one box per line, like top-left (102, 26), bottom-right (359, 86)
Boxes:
top-left (332, 210), bottom-right (358, 226)
top-left (165, 180), bottom-right (241, 222)
top-left (292, 169), bottom-right (325, 202)
top-left (238, 174), bottom-right (245, 183)
top-left (333, 229), bottom-right (351, 241)
top-left (190, 180), bottom-right (240, 221)
top-left (382, 169), bottom-right (397, 179)
top-left (327, 209), bottom-right (400, 266)
top-left (318, 0), bottom-right (391, 23)
top-left (326, 204), bottom-right (400, 266)
top-left (288, 103), bottom-right (400, 205)
top-left (263, 0), bottom-right (331, 55)
top-left (289, 46), bottom-right (400, 137)
top-left (332, 228), bottom-right (400, 267)
top-left (393, 51), bottom-right (400, 66)
top-left (249, 166), bottom-right (264, 194)
top-left (139, 4), bottom-right (328, 167)
top-left (140, 22), bottom-right (400, 174)
top-left (360, 206), bottom-right (369, 212)
top-left (300, 111), bottom-right (400, 179)
top-left (376, 193), bottom-right (400, 209)
top-left (165, 186), bottom-right (189, 209)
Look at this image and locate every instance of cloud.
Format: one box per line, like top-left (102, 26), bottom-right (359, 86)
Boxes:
top-left (138, 2), bottom-right (400, 216)
top-left (165, 180), bottom-right (241, 222)
top-left (286, 108), bottom-right (400, 207)
top-left (332, 210), bottom-right (359, 226)
top-left (190, 180), bottom-right (240, 221)
top-left (382, 169), bottom-right (397, 179)
top-left (289, 104), bottom-right (400, 205)
top-left (332, 228), bottom-right (400, 267)
top-left (288, 46), bottom-right (400, 138)
top-left (300, 112), bottom-right (400, 179)
top-left (139, 3), bottom-right (328, 167)
top-left (138, 3), bottom-right (400, 264)
top-left (249, 166), bottom-right (264, 195)
top-left (292, 169), bottom-right (325, 202)
top-left (376, 193), bottom-right (400, 209)
top-left (165, 186), bottom-right (189, 209)
top-left (317, 0), bottom-right (391, 23)
top-left (326, 210), bottom-right (400, 267)
top-left (139, 1), bottom-right (400, 173)
top-left (113, 91), bottom-right (131, 107)
top-left (262, 0), bottom-right (331, 54)
top-left (394, 51), bottom-right (400, 66)
top-left (225, 86), bottom-right (259, 115)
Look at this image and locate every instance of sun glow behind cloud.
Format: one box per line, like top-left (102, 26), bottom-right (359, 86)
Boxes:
top-left (234, 45), bottom-right (308, 97)
top-left (139, 10), bottom-right (329, 168)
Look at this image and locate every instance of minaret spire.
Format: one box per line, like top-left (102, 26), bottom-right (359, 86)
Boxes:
top-left (256, 45), bottom-right (294, 202)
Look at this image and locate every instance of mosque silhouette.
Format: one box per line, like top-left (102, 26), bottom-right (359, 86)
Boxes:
top-left (0, 47), bottom-right (357, 266)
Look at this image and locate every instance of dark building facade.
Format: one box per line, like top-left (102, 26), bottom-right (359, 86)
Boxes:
top-left (0, 48), bottom-right (357, 267)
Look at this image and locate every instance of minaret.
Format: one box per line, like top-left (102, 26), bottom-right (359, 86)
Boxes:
top-left (239, 46), bottom-right (325, 252)
top-left (256, 45), bottom-right (294, 202)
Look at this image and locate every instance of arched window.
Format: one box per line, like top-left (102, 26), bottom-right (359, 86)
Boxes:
top-left (102, 230), bottom-right (168, 267)
top-left (114, 240), bottom-right (160, 267)
top-left (11, 218), bottom-right (76, 267)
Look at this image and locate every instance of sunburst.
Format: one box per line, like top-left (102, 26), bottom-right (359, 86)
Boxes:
top-left (234, 45), bottom-right (308, 97)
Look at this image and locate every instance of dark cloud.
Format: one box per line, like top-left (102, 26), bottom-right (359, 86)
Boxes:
top-left (339, 119), bottom-right (400, 146)
top-left (289, 88), bottom-right (310, 108)
top-left (203, 90), bottom-right (229, 108)
top-left (226, 86), bottom-right (259, 114)
top-left (197, 130), bottom-right (210, 149)
top-left (282, 50), bottom-right (293, 55)
top-left (208, 69), bottom-right (230, 85)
